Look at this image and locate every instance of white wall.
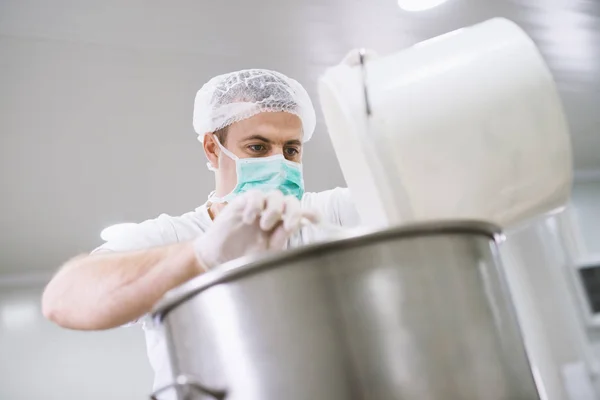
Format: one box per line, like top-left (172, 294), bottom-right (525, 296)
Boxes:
top-left (466, 179), bottom-right (600, 399)
top-left (567, 180), bottom-right (600, 352)
top-left (0, 284), bottom-right (153, 400)
top-left (493, 205), bottom-right (600, 399)
top-left (571, 180), bottom-right (600, 257)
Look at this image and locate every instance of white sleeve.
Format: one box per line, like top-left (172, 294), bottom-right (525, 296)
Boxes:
top-left (302, 187), bottom-right (361, 228)
top-left (90, 214), bottom-right (180, 254)
top-left (88, 214), bottom-right (181, 328)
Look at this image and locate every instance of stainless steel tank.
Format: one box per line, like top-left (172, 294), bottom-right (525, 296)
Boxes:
top-left (151, 221), bottom-right (540, 400)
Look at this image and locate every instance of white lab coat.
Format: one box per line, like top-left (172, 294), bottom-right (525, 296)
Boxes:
top-left (92, 187), bottom-right (360, 393)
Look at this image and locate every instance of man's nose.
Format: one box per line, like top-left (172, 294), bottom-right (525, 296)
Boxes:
top-left (269, 146), bottom-right (284, 156)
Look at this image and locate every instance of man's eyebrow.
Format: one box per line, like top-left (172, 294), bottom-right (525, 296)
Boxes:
top-left (240, 135), bottom-right (302, 146)
top-left (241, 135), bottom-right (271, 143)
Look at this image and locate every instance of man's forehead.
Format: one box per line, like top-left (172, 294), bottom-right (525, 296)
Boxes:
top-left (228, 112), bottom-right (303, 143)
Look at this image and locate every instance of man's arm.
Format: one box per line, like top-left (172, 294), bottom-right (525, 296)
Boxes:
top-left (334, 187), bottom-right (361, 227)
top-left (304, 187), bottom-right (361, 227)
top-left (42, 241), bottom-right (202, 331)
top-left (42, 190), bottom-right (317, 331)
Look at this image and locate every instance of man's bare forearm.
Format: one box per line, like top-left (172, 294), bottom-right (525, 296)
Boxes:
top-left (42, 241), bottom-right (204, 331)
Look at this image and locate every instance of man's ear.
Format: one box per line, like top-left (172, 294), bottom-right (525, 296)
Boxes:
top-left (203, 134), bottom-right (219, 170)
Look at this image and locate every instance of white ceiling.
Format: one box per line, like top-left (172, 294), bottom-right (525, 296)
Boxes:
top-left (1, 0), bottom-right (599, 275)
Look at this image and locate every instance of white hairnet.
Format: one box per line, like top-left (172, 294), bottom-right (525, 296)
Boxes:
top-left (193, 69), bottom-right (316, 142)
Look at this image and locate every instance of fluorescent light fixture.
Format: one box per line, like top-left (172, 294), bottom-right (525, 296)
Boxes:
top-left (398, 0), bottom-right (449, 12)
top-left (100, 223), bottom-right (138, 241)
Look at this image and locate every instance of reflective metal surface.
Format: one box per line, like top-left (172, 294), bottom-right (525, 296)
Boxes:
top-left (154, 222), bottom-right (540, 400)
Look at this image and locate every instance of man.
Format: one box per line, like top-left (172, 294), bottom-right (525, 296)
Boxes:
top-left (42, 69), bottom-right (359, 391)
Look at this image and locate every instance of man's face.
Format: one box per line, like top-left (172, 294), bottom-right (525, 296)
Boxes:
top-left (205, 111), bottom-right (304, 196)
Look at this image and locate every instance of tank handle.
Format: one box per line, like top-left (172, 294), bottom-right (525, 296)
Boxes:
top-left (149, 374), bottom-right (227, 400)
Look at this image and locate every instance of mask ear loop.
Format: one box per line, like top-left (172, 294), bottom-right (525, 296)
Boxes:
top-left (205, 134), bottom-right (241, 204)
top-left (212, 135), bottom-right (239, 160)
top-left (203, 134), bottom-right (238, 172)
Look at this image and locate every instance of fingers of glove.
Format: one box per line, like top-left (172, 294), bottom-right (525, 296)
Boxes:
top-left (260, 191), bottom-right (285, 231)
top-left (241, 190), bottom-right (267, 224)
top-left (282, 196), bottom-right (303, 232)
top-left (268, 224), bottom-right (289, 250)
top-left (192, 235), bottom-right (213, 271)
top-left (300, 209), bottom-right (321, 225)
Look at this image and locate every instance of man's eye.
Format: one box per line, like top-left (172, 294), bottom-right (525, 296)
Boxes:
top-left (285, 147), bottom-right (299, 156)
top-left (248, 144), bottom-right (266, 152)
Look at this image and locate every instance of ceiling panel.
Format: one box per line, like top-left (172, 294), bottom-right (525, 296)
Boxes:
top-left (0, 0), bottom-right (599, 274)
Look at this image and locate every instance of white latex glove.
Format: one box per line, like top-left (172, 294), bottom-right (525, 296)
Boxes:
top-left (194, 190), bottom-right (320, 270)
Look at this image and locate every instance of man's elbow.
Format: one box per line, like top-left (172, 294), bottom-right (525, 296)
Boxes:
top-left (41, 285), bottom-right (68, 327)
top-left (41, 277), bottom-right (78, 329)
top-left (41, 286), bottom-right (107, 330)
top-left (41, 290), bottom-right (62, 325)
top-left (41, 255), bottom-right (96, 330)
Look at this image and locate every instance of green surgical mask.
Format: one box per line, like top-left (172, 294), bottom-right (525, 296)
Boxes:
top-left (208, 136), bottom-right (305, 204)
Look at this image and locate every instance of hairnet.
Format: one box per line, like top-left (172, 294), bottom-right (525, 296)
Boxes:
top-left (193, 69), bottom-right (316, 142)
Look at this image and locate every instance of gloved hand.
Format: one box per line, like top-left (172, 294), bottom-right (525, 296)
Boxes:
top-left (193, 190), bottom-right (319, 270)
